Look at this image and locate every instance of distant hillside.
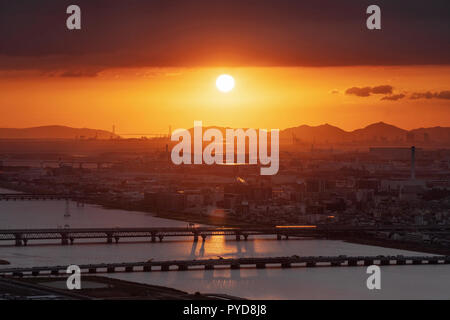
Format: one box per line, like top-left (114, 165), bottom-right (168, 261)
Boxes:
top-left (182, 122), bottom-right (450, 145)
top-left (2, 123), bottom-right (450, 144)
top-left (409, 127), bottom-right (450, 144)
top-left (282, 124), bottom-right (350, 143)
top-left (349, 122), bottom-right (407, 142)
top-left (0, 126), bottom-right (117, 139)
top-left (281, 122), bottom-right (450, 144)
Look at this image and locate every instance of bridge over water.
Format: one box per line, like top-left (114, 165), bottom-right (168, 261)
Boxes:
top-left (1, 255), bottom-right (449, 277)
top-left (0, 194), bottom-right (84, 201)
top-left (1, 225), bottom-right (449, 246)
top-left (0, 159), bottom-right (115, 169)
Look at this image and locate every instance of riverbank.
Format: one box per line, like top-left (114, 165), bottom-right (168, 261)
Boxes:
top-left (344, 237), bottom-right (450, 256)
top-left (100, 201), bottom-right (258, 227)
top-left (5, 276), bottom-right (236, 300)
top-left (0, 182), bottom-right (257, 227)
top-left (2, 183), bottom-right (450, 256)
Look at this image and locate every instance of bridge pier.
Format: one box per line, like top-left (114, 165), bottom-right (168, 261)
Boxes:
top-left (201, 234), bottom-right (207, 242)
top-left (230, 263), bottom-right (240, 270)
top-left (205, 265), bottom-right (214, 270)
top-left (114, 236), bottom-right (120, 244)
top-left (235, 234), bottom-right (241, 241)
top-left (412, 259), bottom-right (422, 265)
top-left (281, 263), bottom-right (291, 268)
top-left (243, 234), bottom-right (248, 241)
top-left (285, 235), bottom-right (289, 240)
top-left (161, 264), bottom-right (170, 271)
top-left (70, 238), bottom-right (74, 245)
top-left (12, 272), bottom-right (23, 277)
top-left (14, 234), bottom-right (23, 246)
top-left (151, 233), bottom-right (156, 243)
top-left (380, 259), bottom-right (390, 266)
top-left (178, 265), bottom-right (188, 271)
top-left (88, 268), bottom-right (97, 274)
top-left (125, 266), bottom-right (133, 272)
top-left (32, 271), bottom-right (40, 276)
top-left (61, 234), bottom-right (69, 245)
top-left (277, 234), bottom-right (282, 241)
top-left (158, 235), bottom-right (164, 242)
top-left (22, 239), bottom-right (28, 246)
top-left (396, 259), bottom-right (406, 265)
top-left (348, 259), bottom-right (358, 266)
top-left (428, 258), bottom-right (438, 265)
top-left (364, 259), bottom-right (373, 266)
top-left (106, 233), bottom-right (113, 244)
top-left (143, 265), bottom-right (152, 272)
top-left (256, 263), bottom-right (266, 269)
top-left (51, 269), bottom-right (59, 275)
top-left (331, 261), bottom-right (342, 267)
top-left (193, 233), bottom-right (199, 242)
top-left (306, 261), bottom-right (316, 267)
top-left (445, 257), bottom-right (450, 264)
top-left (107, 267), bottom-right (115, 273)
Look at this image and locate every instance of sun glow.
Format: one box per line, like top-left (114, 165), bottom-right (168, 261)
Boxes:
top-left (216, 74), bottom-right (235, 93)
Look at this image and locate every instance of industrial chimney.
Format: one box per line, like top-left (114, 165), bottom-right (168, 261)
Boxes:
top-left (411, 146), bottom-right (416, 180)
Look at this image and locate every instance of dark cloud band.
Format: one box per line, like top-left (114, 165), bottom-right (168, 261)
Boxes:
top-left (410, 91), bottom-right (450, 100)
top-left (381, 94), bottom-right (406, 101)
top-left (346, 85), bottom-right (393, 97)
top-left (0, 0), bottom-right (449, 71)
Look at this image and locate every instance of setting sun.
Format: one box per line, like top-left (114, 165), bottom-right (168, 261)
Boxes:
top-left (216, 74), bottom-right (235, 93)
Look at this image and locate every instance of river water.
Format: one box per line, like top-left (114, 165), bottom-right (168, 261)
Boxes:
top-left (0, 188), bottom-right (449, 299)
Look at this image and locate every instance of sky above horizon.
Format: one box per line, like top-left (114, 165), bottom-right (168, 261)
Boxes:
top-left (0, 1), bottom-right (449, 133)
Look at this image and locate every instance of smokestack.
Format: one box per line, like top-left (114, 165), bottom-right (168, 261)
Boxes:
top-left (411, 146), bottom-right (416, 180)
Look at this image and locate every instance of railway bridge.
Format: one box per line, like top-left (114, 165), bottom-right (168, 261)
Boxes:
top-left (0, 225), bottom-right (449, 246)
top-left (0, 255), bottom-right (449, 277)
top-left (0, 194), bottom-right (83, 201)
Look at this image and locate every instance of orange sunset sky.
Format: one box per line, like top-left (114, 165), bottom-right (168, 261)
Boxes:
top-left (1, 66), bottom-right (449, 133)
top-left (0, 1), bottom-right (449, 133)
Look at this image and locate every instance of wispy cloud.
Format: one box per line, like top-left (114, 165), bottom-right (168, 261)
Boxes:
top-left (381, 94), bottom-right (406, 101)
top-left (410, 91), bottom-right (450, 100)
top-left (346, 85), bottom-right (450, 102)
top-left (60, 70), bottom-right (99, 78)
top-left (345, 85), bottom-right (393, 97)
